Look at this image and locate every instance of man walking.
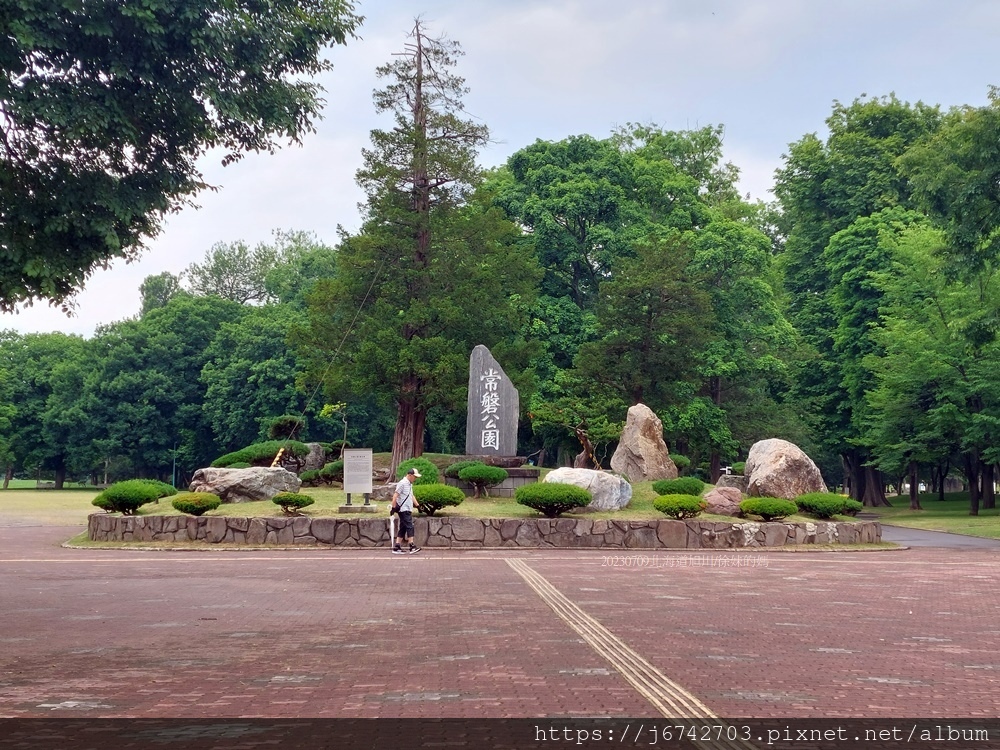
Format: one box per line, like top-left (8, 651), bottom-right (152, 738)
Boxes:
top-left (391, 467), bottom-right (421, 555)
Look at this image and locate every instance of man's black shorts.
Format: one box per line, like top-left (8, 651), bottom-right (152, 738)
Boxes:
top-left (397, 510), bottom-right (414, 538)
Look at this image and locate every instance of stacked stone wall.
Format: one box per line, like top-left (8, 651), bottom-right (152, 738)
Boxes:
top-left (88, 514), bottom-right (881, 548)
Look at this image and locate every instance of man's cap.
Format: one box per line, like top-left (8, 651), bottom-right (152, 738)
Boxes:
top-left (407, 468), bottom-right (422, 477)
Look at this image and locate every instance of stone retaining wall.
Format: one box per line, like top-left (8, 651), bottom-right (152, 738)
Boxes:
top-left (88, 514), bottom-right (881, 548)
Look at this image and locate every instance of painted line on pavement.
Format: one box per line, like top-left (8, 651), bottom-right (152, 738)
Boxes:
top-left (506, 558), bottom-right (756, 750)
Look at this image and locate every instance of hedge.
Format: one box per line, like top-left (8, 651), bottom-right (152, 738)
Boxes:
top-left (412, 483), bottom-right (465, 516)
top-left (796, 492), bottom-right (864, 519)
top-left (515, 483), bottom-right (591, 518)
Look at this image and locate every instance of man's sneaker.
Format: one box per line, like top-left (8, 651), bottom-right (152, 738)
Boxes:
top-left (392, 546), bottom-right (405, 555)
top-left (409, 545), bottom-right (421, 555)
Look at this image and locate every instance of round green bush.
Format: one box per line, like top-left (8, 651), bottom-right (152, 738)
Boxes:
top-left (133, 479), bottom-right (178, 499)
top-left (396, 457), bottom-right (438, 485)
top-left (91, 480), bottom-right (165, 515)
top-left (731, 461), bottom-right (746, 476)
top-left (171, 492), bottom-right (222, 516)
top-left (740, 497), bottom-right (798, 521)
top-left (319, 460), bottom-right (344, 483)
top-left (444, 460), bottom-right (485, 479)
top-left (516, 482), bottom-right (591, 518)
top-left (413, 483), bottom-right (465, 516)
top-left (267, 414), bottom-right (306, 440)
top-left (651, 477), bottom-right (706, 496)
top-left (671, 454), bottom-right (691, 473)
top-left (458, 464), bottom-right (508, 497)
top-left (841, 499), bottom-right (864, 516)
top-left (272, 492), bottom-right (315, 515)
top-left (796, 492), bottom-right (847, 519)
top-left (653, 494), bottom-right (707, 519)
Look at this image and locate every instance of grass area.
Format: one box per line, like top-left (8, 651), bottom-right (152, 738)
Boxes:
top-left (0, 488), bottom-right (102, 525)
top-left (868, 491), bottom-right (1000, 539)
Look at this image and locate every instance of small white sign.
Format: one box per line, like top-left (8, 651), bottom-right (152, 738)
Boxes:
top-left (343, 448), bottom-right (373, 494)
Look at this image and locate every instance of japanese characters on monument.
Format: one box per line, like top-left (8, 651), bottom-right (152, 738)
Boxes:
top-left (465, 345), bottom-right (519, 457)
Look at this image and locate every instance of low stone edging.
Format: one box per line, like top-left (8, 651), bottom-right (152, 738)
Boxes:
top-left (88, 514), bottom-right (881, 548)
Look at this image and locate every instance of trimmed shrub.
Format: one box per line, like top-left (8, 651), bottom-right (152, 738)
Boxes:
top-left (134, 479), bottom-right (178, 499)
top-left (396, 457), bottom-right (439, 485)
top-left (671, 454), bottom-right (691, 474)
top-left (652, 477), bottom-right (706, 496)
top-left (796, 492), bottom-right (845, 519)
top-left (319, 460), bottom-right (344, 483)
top-left (458, 463), bottom-right (508, 498)
top-left (227, 462), bottom-right (251, 469)
top-left (841, 499), bottom-right (864, 516)
top-left (731, 461), bottom-right (746, 476)
top-left (211, 440), bottom-right (310, 468)
top-left (299, 469), bottom-right (321, 486)
top-left (171, 492), bottom-right (222, 516)
top-left (267, 414), bottom-right (307, 440)
top-left (796, 493), bottom-right (864, 518)
top-left (91, 480), bottom-right (164, 515)
top-left (653, 494), bottom-right (707, 519)
top-left (272, 492), bottom-right (315, 515)
top-left (740, 497), bottom-right (798, 521)
top-left (444, 459), bottom-right (485, 479)
top-left (516, 483), bottom-right (591, 518)
top-left (413, 483), bottom-right (465, 516)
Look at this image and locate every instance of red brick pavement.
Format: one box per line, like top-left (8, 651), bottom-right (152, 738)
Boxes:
top-left (1, 526), bottom-right (999, 720)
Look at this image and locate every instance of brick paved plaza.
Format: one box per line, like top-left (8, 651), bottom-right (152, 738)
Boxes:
top-left (2, 524), bottom-right (999, 724)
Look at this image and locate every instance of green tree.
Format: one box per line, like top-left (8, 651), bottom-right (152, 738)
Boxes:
top-left (0, 0), bottom-right (361, 311)
top-left (301, 21), bottom-right (539, 477)
top-left (775, 95), bottom-right (942, 504)
top-left (139, 272), bottom-right (183, 315)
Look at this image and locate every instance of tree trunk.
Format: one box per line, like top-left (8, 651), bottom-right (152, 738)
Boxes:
top-left (964, 453), bottom-right (980, 516)
top-left (389, 398), bottom-right (426, 481)
top-left (2, 466), bottom-right (11, 490)
top-left (980, 462), bottom-right (996, 510)
top-left (843, 452), bottom-right (863, 502)
top-left (908, 461), bottom-right (922, 510)
top-left (709, 451), bottom-right (721, 484)
top-left (54, 465), bottom-right (66, 490)
top-left (861, 465), bottom-right (890, 506)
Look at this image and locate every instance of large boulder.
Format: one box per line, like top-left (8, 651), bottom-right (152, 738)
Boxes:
top-left (302, 443), bottom-right (327, 472)
top-left (610, 403), bottom-right (678, 482)
top-left (543, 468), bottom-right (632, 511)
top-left (703, 486), bottom-right (743, 516)
top-left (744, 439), bottom-right (827, 500)
top-left (189, 467), bottom-right (302, 503)
top-left (716, 474), bottom-right (748, 493)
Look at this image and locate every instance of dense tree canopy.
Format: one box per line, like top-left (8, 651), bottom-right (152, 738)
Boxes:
top-left (0, 0), bottom-right (361, 311)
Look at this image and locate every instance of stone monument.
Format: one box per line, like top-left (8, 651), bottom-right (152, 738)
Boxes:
top-left (465, 345), bottom-right (519, 457)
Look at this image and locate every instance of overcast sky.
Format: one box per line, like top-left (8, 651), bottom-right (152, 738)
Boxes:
top-left (4, 0), bottom-right (998, 337)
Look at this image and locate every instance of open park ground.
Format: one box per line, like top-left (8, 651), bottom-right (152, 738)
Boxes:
top-left (1, 490), bottom-right (999, 748)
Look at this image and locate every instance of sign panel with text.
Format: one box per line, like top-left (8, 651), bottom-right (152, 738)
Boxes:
top-left (343, 448), bottom-right (373, 494)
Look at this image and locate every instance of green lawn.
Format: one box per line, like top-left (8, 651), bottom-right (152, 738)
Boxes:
top-left (868, 491), bottom-right (1000, 539)
top-left (1, 479), bottom-right (845, 527)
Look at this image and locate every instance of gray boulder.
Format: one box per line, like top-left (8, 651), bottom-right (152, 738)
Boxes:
top-left (302, 443), bottom-right (327, 472)
top-left (189, 467), bottom-right (302, 503)
top-left (610, 403), bottom-right (678, 482)
top-left (745, 439), bottom-right (827, 500)
top-left (544, 467), bottom-right (632, 511)
top-left (716, 474), bottom-right (749, 493)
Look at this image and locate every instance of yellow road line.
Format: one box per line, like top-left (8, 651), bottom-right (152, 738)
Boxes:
top-left (507, 558), bottom-right (757, 750)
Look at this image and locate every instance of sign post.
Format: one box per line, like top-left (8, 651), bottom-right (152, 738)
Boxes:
top-left (340, 448), bottom-right (377, 513)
